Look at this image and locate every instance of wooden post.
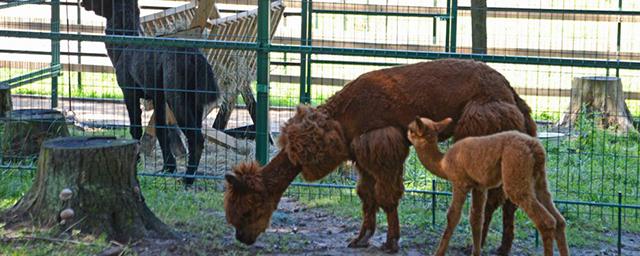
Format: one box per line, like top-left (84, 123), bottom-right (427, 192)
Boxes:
top-left (1, 109), bottom-right (69, 161)
top-left (1, 137), bottom-right (175, 242)
top-left (557, 76), bottom-right (636, 133)
top-left (190, 0), bottom-right (220, 29)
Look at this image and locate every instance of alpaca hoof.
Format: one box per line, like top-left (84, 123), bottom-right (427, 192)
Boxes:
top-left (347, 238), bottom-right (370, 248)
top-left (348, 229), bottom-right (374, 248)
top-left (493, 245), bottom-right (510, 256)
top-left (381, 239), bottom-right (399, 254)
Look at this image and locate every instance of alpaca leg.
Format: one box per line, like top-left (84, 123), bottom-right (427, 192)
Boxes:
top-left (514, 196), bottom-right (557, 256)
top-left (173, 103), bottom-right (204, 186)
top-left (349, 170), bottom-right (377, 248)
top-left (481, 187), bottom-right (504, 249)
top-left (349, 126), bottom-right (409, 251)
top-left (375, 173), bottom-right (404, 253)
top-left (121, 86), bottom-right (143, 140)
top-left (497, 199), bottom-right (517, 255)
top-left (470, 188), bottom-right (487, 256)
top-left (153, 93), bottom-right (177, 173)
top-left (435, 186), bottom-right (469, 256)
top-left (536, 180), bottom-right (569, 256)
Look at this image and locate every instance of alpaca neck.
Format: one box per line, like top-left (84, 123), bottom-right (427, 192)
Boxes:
top-left (104, 1), bottom-right (140, 37)
top-left (261, 151), bottom-right (301, 204)
top-left (414, 141), bottom-right (448, 180)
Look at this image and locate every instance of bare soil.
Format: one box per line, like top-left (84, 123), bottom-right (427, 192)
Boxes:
top-left (128, 198), bottom-right (636, 256)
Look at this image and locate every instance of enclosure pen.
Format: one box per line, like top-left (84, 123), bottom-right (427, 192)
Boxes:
top-left (0, 0), bottom-right (640, 255)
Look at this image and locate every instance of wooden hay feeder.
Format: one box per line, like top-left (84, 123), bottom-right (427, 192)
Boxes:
top-left (138, 0), bottom-right (284, 153)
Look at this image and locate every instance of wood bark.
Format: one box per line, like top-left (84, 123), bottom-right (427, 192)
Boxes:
top-left (2, 136), bottom-right (175, 242)
top-left (1, 109), bottom-right (69, 161)
top-left (557, 76), bottom-right (636, 133)
top-left (471, 0), bottom-right (487, 54)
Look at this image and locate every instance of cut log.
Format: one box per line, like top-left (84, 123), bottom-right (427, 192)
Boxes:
top-left (557, 76), bottom-right (636, 133)
top-left (1, 109), bottom-right (69, 161)
top-left (1, 136), bottom-right (175, 242)
top-left (0, 89), bottom-right (10, 117)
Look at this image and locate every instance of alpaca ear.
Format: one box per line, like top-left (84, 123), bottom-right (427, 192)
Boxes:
top-left (435, 118), bottom-right (453, 133)
top-left (296, 104), bottom-right (310, 116)
top-left (414, 116), bottom-right (426, 131)
top-left (225, 172), bottom-right (248, 193)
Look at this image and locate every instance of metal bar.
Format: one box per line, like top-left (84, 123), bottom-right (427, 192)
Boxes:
top-left (312, 9), bottom-right (444, 18)
top-left (0, 30), bottom-right (259, 50)
top-left (299, 0), bottom-right (309, 104)
top-left (444, 0), bottom-right (450, 52)
top-left (50, 0), bottom-right (60, 108)
top-left (76, 0), bottom-right (82, 91)
top-left (305, 0), bottom-right (313, 103)
top-left (616, 0), bottom-right (623, 77)
top-left (618, 192), bottom-right (622, 255)
top-left (431, 179), bottom-right (436, 226)
top-left (255, 0), bottom-right (271, 164)
top-left (269, 45), bottom-right (640, 70)
top-left (450, 0), bottom-right (457, 53)
top-left (458, 6), bottom-right (640, 16)
top-left (0, 0), bottom-right (44, 10)
top-left (0, 64), bottom-right (61, 87)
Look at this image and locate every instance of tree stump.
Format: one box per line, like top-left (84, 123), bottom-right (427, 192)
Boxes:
top-left (1, 109), bottom-right (69, 162)
top-left (557, 76), bottom-right (636, 133)
top-left (1, 136), bottom-right (175, 242)
top-left (0, 89), bottom-right (10, 118)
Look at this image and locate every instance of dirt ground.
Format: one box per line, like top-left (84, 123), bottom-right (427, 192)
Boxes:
top-left (123, 197), bottom-right (640, 256)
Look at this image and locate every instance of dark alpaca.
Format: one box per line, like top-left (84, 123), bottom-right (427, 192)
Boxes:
top-left (224, 59), bottom-right (536, 253)
top-left (81, 0), bottom-right (219, 185)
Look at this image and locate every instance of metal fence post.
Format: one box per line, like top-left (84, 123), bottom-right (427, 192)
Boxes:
top-left (299, 0), bottom-right (312, 104)
top-left (305, 0), bottom-right (313, 103)
top-left (300, 0), bottom-right (308, 104)
top-left (616, 0), bottom-right (623, 77)
top-left (256, 0), bottom-right (271, 164)
top-left (51, 0), bottom-right (60, 108)
top-left (432, 180), bottom-right (437, 226)
top-left (444, 0), bottom-right (450, 52)
top-left (618, 192), bottom-right (622, 255)
top-left (450, 0), bottom-right (458, 52)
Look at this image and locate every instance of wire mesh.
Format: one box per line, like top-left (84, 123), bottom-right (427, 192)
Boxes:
top-left (0, 0), bottom-right (639, 253)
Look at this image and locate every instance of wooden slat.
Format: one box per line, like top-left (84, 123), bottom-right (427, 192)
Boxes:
top-left (190, 0), bottom-right (221, 30)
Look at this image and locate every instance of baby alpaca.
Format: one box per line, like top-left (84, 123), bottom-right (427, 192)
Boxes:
top-left (407, 117), bottom-right (568, 256)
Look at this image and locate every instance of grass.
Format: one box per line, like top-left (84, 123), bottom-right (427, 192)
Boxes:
top-left (1, 102), bottom-right (640, 254)
top-left (0, 172), bottom-right (633, 255)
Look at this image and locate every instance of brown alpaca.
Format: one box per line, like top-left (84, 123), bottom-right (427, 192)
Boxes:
top-left (224, 59), bottom-right (537, 253)
top-left (407, 117), bottom-right (569, 256)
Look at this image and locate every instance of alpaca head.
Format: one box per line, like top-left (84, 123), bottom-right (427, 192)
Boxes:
top-left (223, 162), bottom-right (275, 245)
top-left (407, 116), bottom-right (453, 145)
top-left (278, 105), bottom-right (349, 181)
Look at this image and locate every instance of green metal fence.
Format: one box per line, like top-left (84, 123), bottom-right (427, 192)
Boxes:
top-left (1, 0), bottom-right (640, 253)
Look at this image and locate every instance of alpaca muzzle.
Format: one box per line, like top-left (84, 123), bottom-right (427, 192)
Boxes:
top-left (235, 230), bottom-right (257, 245)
